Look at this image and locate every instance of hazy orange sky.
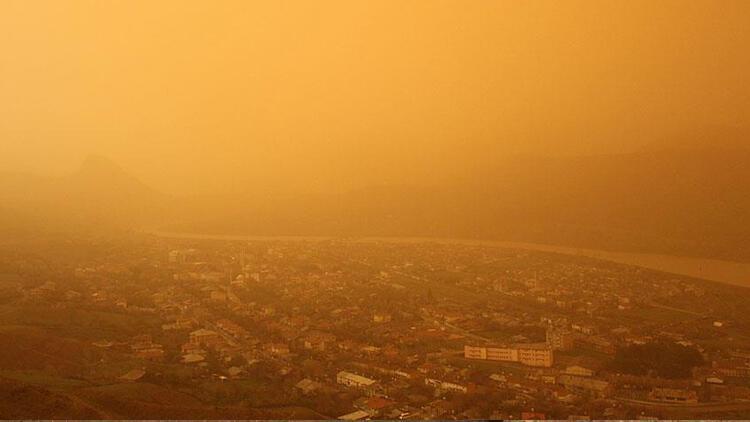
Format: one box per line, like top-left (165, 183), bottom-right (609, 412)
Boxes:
top-left (1, 0), bottom-right (748, 194)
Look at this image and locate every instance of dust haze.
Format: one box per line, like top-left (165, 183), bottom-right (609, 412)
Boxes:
top-left (2, 0), bottom-right (749, 194)
top-left (1, 1), bottom-right (750, 420)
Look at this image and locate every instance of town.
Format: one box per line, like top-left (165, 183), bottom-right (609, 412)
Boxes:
top-left (1, 233), bottom-right (749, 419)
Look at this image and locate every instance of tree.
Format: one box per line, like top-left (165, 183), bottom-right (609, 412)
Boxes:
top-left (608, 342), bottom-right (704, 379)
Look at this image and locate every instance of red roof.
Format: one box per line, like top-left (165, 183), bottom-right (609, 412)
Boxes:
top-left (366, 396), bottom-right (394, 410)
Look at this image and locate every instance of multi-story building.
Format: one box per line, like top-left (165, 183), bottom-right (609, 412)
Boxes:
top-left (517, 344), bottom-right (554, 367)
top-left (488, 347), bottom-right (519, 362)
top-left (546, 326), bottom-right (574, 351)
top-left (464, 345), bottom-right (488, 360)
top-left (464, 344), bottom-right (553, 367)
top-left (576, 335), bottom-right (616, 355)
top-left (337, 371), bottom-right (378, 395)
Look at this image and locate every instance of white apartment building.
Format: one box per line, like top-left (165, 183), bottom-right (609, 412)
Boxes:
top-left (464, 344), bottom-right (554, 367)
top-left (337, 371), bottom-right (377, 389)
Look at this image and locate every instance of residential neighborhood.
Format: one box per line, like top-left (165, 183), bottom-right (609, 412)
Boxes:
top-left (1, 234), bottom-right (750, 419)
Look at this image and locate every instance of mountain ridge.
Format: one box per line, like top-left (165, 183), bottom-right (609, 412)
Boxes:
top-left (1, 144), bottom-right (749, 261)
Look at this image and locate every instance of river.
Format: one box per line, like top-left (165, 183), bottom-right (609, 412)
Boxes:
top-left (148, 231), bottom-right (750, 288)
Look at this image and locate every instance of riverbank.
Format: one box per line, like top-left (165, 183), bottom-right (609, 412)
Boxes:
top-left (148, 231), bottom-right (750, 288)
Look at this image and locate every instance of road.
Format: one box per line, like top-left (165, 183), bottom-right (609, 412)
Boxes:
top-left (615, 397), bottom-right (750, 413)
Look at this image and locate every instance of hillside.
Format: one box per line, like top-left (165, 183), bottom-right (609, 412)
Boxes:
top-left (0, 377), bottom-right (107, 419)
top-left (0, 326), bottom-right (105, 375)
top-left (2, 145), bottom-right (749, 261)
top-left (0, 155), bottom-right (170, 232)
top-left (170, 146), bottom-right (750, 261)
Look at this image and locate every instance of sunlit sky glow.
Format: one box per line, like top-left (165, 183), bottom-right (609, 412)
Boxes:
top-left (1, 0), bottom-right (748, 194)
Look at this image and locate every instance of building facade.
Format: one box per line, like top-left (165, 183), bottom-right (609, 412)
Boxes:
top-left (464, 344), bottom-right (553, 367)
top-left (337, 371), bottom-right (378, 394)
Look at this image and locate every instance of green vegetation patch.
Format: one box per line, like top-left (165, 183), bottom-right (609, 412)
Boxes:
top-left (609, 341), bottom-right (704, 379)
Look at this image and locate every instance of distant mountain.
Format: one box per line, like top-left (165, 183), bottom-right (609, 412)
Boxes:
top-left (2, 143), bottom-right (749, 261)
top-left (0, 155), bottom-right (169, 233)
top-left (54, 155), bottom-right (169, 227)
top-left (169, 145), bottom-right (750, 262)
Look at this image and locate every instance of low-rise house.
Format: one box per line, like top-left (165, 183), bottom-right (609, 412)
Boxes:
top-left (182, 353), bottom-right (205, 364)
top-left (181, 342), bottom-right (206, 355)
top-left (130, 336), bottom-right (165, 361)
top-left (563, 365), bottom-right (595, 377)
top-left (210, 290), bottom-right (227, 302)
top-left (648, 387), bottom-right (698, 404)
top-left (557, 375), bottom-right (611, 397)
top-left (190, 328), bottom-right (221, 347)
top-left (360, 345), bottom-right (381, 356)
top-left (417, 362), bottom-right (440, 376)
top-left (490, 373), bottom-right (507, 384)
top-left (295, 378), bottom-right (323, 395)
top-left (355, 396), bottom-right (396, 417)
top-left (422, 399), bottom-right (454, 419)
top-left (216, 319), bottom-right (250, 339)
top-left (266, 343), bottom-right (290, 356)
top-left (303, 331), bottom-right (337, 352)
top-left (424, 378), bottom-right (468, 393)
top-left (552, 386), bottom-right (577, 403)
top-left (227, 366), bottom-right (244, 378)
top-left (521, 411), bottom-right (546, 420)
top-left (119, 368), bottom-right (146, 382)
top-left (135, 347), bottom-right (165, 360)
top-left (385, 405), bottom-right (421, 420)
top-left (337, 410), bottom-right (370, 421)
top-left (373, 312), bottom-right (392, 323)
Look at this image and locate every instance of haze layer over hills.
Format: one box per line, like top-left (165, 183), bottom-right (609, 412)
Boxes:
top-left (2, 141), bottom-right (749, 262)
top-left (2, 0), bottom-right (749, 260)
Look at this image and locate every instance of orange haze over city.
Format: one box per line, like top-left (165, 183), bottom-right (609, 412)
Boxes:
top-left (2, 0), bottom-right (748, 195)
top-left (1, 1), bottom-right (750, 420)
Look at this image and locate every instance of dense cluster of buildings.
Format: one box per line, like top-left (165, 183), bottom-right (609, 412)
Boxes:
top-left (5, 235), bottom-right (750, 419)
